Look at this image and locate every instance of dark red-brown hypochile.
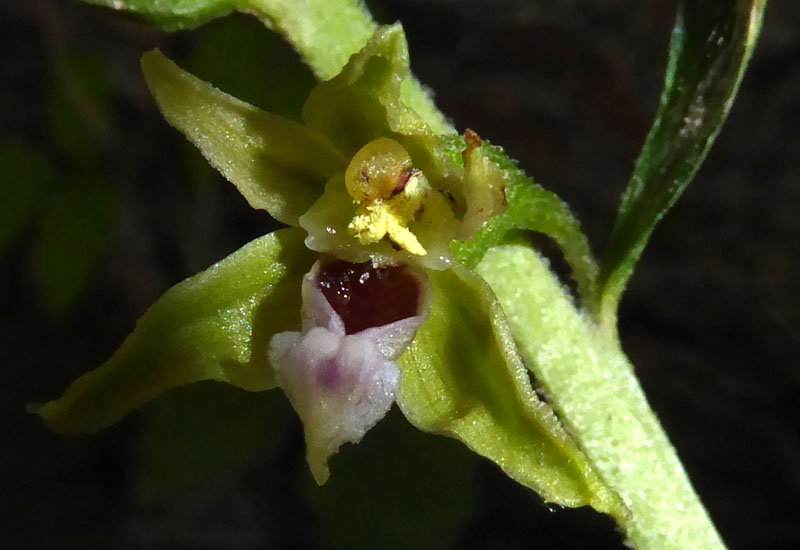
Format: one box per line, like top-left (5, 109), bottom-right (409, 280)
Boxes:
top-left (316, 260), bottom-right (421, 334)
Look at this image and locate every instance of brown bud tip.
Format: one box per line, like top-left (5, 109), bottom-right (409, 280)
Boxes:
top-left (464, 128), bottom-right (482, 153)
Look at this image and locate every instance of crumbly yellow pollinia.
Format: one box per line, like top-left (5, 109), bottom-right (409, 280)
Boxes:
top-left (345, 138), bottom-right (431, 256)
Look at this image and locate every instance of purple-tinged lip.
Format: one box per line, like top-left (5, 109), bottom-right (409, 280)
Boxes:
top-left (268, 257), bottom-right (433, 483)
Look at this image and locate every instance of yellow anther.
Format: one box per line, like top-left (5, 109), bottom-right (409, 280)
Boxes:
top-left (345, 138), bottom-right (412, 202)
top-left (345, 139), bottom-right (430, 255)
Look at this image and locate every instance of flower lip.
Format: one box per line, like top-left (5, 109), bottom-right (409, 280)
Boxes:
top-left (314, 356), bottom-right (357, 394)
top-left (316, 259), bottom-right (422, 334)
top-left (269, 257), bottom-right (432, 484)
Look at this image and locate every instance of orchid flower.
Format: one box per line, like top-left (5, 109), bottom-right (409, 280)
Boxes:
top-left (32, 25), bottom-right (624, 518)
top-left (32, 0), bottom-right (767, 546)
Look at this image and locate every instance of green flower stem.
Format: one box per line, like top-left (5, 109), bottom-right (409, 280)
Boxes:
top-left (477, 244), bottom-right (725, 550)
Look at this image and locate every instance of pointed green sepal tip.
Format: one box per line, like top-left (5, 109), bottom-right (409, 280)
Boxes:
top-left (34, 228), bottom-right (314, 435)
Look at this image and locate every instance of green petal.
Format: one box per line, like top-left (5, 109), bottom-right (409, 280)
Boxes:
top-left (303, 24), bottom-right (452, 158)
top-left (477, 244), bottom-right (726, 549)
top-left (396, 265), bottom-right (626, 518)
top-left (597, 0), bottom-right (766, 328)
top-left (81, 0), bottom-right (377, 81)
top-left (33, 228), bottom-right (315, 435)
top-left (141, 49), bottom-right (347, 225)
top-left (452, 141), bottom-right (599, 313)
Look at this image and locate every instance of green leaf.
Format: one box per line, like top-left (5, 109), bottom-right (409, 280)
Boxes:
top-left (307, 408), bottom-right (476, 550)
top-left (34, 177), bottom-right (112, 315)
top-left (302, 24), bottom-right (453, 158)
top-left (477, 244), bottom-right (726, 549)
top-left (141, 49), bottom-right (347, 225)
top-left (396, 265), bottom-right (626, 518)
top-left (0, 141), bottom-right (51, 254)
top-left (34, 228), bottom-right (315, 435)
top-left (452, 141), bottom-right (599, 313)
top-left (598, 0), bottom-right (766, 327)
top-left (82, 0), bottom-right (377, 81)
top-left (134, 382), bottom-right (292, 502)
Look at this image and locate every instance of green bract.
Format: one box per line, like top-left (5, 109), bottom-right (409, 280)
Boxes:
top-left (34, 25), bottom-right (626, 520)
top-left (597, 0), bottom-right (767, 332)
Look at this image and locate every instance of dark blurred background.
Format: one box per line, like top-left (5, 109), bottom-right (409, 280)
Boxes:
top-left (2, 0), bottom-right (799, 548)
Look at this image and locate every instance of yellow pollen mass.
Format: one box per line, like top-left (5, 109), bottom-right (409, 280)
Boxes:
top-left (344, 139), bottom-right (430, 256)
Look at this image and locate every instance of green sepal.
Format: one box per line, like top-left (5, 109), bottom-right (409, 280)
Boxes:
top-left (302, 24), bottom-right (452, 159)
top-left (452, 142), bottom-right (599, 313)
top-left (598, 0), bottom-right (766, 328)
top-left (141, 49), bottom-right (347, 226)
top-left (33, 228), bottom-right (315, 435)
top-left (396, 264), bottom-right (626, 518)
top-left (81, 0), bottom-right (376, 81)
